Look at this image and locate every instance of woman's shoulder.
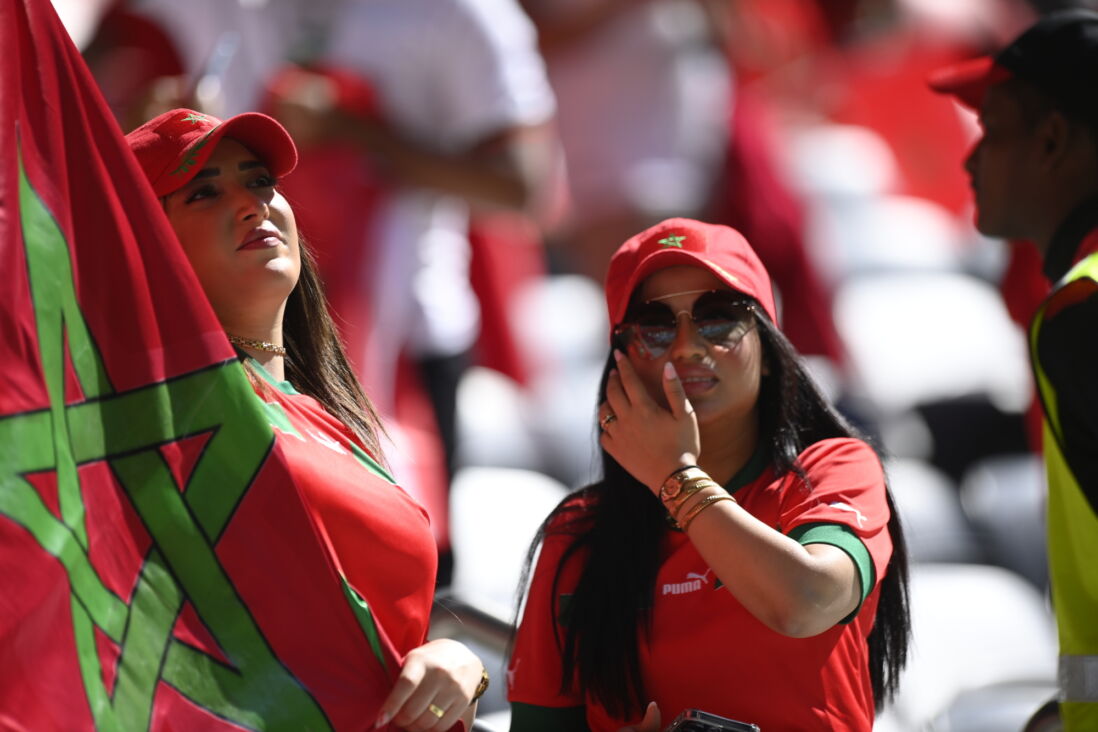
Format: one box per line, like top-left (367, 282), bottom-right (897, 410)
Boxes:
top-left (527, 490), bottom-right (599, 591)
top-left (783, 437), bottom-right (888, 510)
top-left (543, 489), bottom-right (597, 537)
top-left (796, 436), bottom-right (882, 469)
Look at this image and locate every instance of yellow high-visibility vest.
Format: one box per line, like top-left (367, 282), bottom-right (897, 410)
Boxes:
top-left (1030, 251), bottom-right (1098, 730)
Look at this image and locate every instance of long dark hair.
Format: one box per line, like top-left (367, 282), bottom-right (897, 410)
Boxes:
top-left (272, 238), bottom-right (388, 461)
top-left (515, 309), bottom-right (910, 718)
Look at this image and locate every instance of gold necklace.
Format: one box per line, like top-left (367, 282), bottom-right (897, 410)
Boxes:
top-left (226, 333), bottom-right (287, 356)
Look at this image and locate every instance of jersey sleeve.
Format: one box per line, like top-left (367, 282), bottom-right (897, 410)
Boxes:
top-left (778, 438), bottom-right (893, 608)
top-left (507, 525), bottom-right (586, 710)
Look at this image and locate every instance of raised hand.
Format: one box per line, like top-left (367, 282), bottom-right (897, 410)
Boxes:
top-left (599, 351), bottom-right (700, 494)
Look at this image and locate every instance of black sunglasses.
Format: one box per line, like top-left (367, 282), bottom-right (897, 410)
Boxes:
top-left (613, 290), bottom-right (758, 359)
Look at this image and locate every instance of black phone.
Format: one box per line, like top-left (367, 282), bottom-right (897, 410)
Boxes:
top-left (664, 709), bottom-right (761, 732)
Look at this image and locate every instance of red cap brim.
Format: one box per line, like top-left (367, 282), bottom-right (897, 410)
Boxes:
top-left (154, 112), bottom-right (297, 196)
top-left (609, 248), bottom-right (771, 326)
top-left (927, 56), bottom-right (1013, 110)
top-left (604, 218), bottom-right (778, 329)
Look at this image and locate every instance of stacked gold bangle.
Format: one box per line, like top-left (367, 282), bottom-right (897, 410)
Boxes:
top-left (667, 476), bottom-right (714, 509)
top-left (679, 494), bottom-right (736, 531)
top-left (659, 466), bottom-right (736, 530)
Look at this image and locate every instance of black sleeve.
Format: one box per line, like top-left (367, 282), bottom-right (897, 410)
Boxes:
top-left (1036, 283), bottom-right (1098, 517)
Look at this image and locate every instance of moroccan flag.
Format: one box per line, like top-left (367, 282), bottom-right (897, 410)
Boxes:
top-left (0, 0), bottom-right (402, 728)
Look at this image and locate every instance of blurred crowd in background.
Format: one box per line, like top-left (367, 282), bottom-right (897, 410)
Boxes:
top-left (52, 0), bottom-right (1095, 728)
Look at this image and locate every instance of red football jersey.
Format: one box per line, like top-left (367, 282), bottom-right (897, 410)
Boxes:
top-left (509, 438), bottom-right (893, 732)
top-left (248, 360), bottom-right (438, 657)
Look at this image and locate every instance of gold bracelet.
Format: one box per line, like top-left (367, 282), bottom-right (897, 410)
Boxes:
top-left (659, 466), bottom-right (707, 503)
top-left (680, 494), bottom-right (737, 532)
top-left (664, 477), bottom-right (719, 514)
top-left (668, 480), bottom-right (720, 519)
top-left (471, 665), bottom-right (490, 703)
top-left (665, 483), bottom-right (724, 528)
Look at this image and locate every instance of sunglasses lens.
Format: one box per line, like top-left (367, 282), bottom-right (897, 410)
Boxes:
top-left (694, 293), bottom-right (752, 321)
top-left (638, 325), bottom-right (676, 357)
top-left (697, 320), bottom-right (737, 342)
top-left (616, 293), bottom-right (756, 358)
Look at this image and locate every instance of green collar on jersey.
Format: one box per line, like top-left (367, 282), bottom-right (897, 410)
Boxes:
top-left (244, 356), bottom-right (299, 395)
top-left (725, 444), bottom-right (769, 494)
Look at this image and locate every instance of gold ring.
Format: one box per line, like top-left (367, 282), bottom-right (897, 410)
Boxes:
top-left (428, 703), bottom-right (445, 719)
top-left (600, 413), bottom-right (617, 429)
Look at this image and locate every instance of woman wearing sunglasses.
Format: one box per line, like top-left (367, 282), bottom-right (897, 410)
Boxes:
top-left (508, 218), bottom-right (910, 731)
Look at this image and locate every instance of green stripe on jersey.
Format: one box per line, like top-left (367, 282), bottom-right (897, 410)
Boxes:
top-left (788, 522), bottom-right (874, 624)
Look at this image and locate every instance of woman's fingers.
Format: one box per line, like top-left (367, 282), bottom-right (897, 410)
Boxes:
top-left (380, 667), bottom-right (463, 731)
top-left (375, 657), bottom-right (423, 728)
top-left (661, 361), bottom-right (694, 419)
top-left (604, 364), bottom-right (629, 416)
top-left (396, 683), bottom-right (465, 732)
top-left (616, 701), bottom-right (662, 732)
top-left (604, 350), bottom-right (660, 424)
top-left (613, 350), bottom-right (652, 407)
top-left (638, 701), bottom-right (662, 732)
top-left (607, 356), bottom-right (694, 424)
top-left (375, 640), bottom-right (481, 731)
top-left (597, 400), bottom-right (618, 430)
top-left (603, 367), bottom-right (635, 433)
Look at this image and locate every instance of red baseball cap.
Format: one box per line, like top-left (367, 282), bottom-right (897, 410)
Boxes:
top-left (605, 218), bottom-right (778, 327)
top-left (927, 56), bottom-right (1012, 110)
top-left (125, 108), bottom-right (297, 197)
top-left (929, 9), bottom-right (1098, 118)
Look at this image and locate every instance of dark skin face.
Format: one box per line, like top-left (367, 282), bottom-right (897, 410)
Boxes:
top-left (964, 83), bottom-right (1045, 242)
top-left (963, 81), bottom-right (1098, 253)
top-left (599, 265), bottom-right (765, 490)
top-left (629, 266), bottom-right (764, 435)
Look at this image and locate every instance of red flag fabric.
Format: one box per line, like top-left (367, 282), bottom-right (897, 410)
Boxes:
top-left (0, 1), bottom-right (404, 728)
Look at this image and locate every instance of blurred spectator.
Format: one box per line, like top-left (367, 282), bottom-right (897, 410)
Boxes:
top-left (289, 0), bottom-right (557, 480)
top-left (520, 0), bottom-right (732, 283)
top-left (96, 0), bottom-right (342, 118)
top-left (707, 81), bottom-right (847, 366)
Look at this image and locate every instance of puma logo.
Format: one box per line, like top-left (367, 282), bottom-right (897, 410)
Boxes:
top-left (686, 568), bottom-right (713, 583)
top-left (663, 567), bottom-right (714, 595)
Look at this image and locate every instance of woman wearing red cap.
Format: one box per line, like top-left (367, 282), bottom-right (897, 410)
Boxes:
top-left (507, 218), bottom-right (910, 731)
top-left (124, 108), bottom-right (488, 731)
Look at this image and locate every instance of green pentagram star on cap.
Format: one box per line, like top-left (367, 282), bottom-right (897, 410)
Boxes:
top-left (658, 235), bottom-right (686, 248)
top-left (181, 113), bottom-right (206, 123)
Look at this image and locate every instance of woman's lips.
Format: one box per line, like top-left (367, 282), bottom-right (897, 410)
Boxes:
top-left (679, 373), bottom-right (718, 396)
top-left (238, 230), bottom-right (283, 251)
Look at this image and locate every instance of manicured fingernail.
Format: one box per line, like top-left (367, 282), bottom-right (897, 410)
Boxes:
top-left (374, 711), bottom-right (391, 728)
top-left (613, 349), bottom-right (623, 361)
top-left (664, 362), bottom-right (677, 379)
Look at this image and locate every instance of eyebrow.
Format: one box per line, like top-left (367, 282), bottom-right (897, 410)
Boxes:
top-left (191, 160), bottom-right (267, 180)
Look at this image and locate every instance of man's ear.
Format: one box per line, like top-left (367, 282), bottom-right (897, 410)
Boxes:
top-left (1037, 110), bottom-right (1074, 170)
